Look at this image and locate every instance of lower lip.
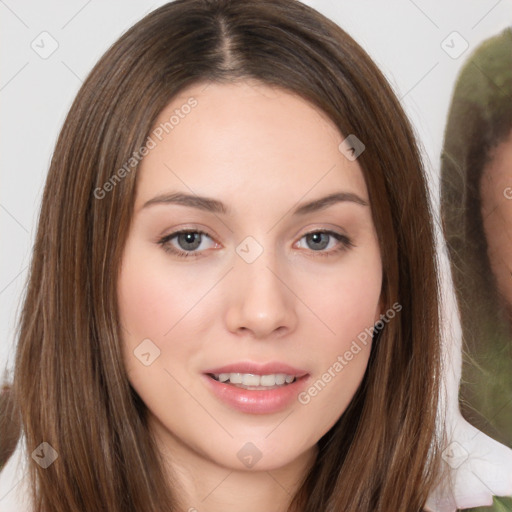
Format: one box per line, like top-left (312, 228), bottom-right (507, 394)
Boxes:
top-left (202, 374), bottom-right (310, 414)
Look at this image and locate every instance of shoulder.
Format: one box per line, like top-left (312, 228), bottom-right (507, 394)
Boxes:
top-left (0, 435), bottom-right (33, 512)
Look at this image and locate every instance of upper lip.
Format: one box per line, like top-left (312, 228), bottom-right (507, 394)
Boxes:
top-left (204, 361), bottom-right (309, 377)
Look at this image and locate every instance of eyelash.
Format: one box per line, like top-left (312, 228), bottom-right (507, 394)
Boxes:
top-left (157, 229), bottom-right (354, 258)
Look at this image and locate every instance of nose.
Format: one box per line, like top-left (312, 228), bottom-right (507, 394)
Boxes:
top-left (224, 248), bottom-right (298, 339)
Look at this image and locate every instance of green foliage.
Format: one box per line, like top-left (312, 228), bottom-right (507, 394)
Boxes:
top-left (464, 496), bottom-right (512, 511)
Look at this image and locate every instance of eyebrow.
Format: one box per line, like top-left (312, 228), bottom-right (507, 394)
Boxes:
top-left (141, 191), bottom-right (368, 215)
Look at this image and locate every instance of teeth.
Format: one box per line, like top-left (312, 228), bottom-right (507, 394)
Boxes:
top-left (229, 373), bottom-right (243, 384)
top-left (260, 374), bottom-right (276, 386)
top-left (212, 373), bottom-right (297, 386)
top-left (243, 374), bottom-right (260, 386)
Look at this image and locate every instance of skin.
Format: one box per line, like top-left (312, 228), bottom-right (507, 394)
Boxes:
top-left (118, 80), bottom-right (383, 512)
top-left (481, 130), bottom-right (512, 317)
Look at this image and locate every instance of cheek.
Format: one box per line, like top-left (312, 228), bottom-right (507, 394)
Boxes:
top-left (117, 249), bottom-right (211, 420)
top-left (481, 169), bottom-right (512, 306)
top-left (117, 243), bottom-right (218, 387)
top-left (117, 245), bottom-right (188, 388)
top-left (118, 266), bottom-right (175, 341)
top-left (292, 249), bottom-right (382, 423)
top-left (118, 246), bottom-right (211, 343)
top-left (305, 250), bottom-right (382, 346)
top-left (485, 225), bottom-right (512, 309)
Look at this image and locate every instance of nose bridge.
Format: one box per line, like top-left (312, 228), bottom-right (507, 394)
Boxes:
top-left (225, 236), bottom-right (297, 337)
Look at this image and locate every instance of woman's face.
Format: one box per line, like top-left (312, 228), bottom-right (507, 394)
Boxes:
top-left (118, 81), bottom-right (383, 474)
top-left (481, 129), bottom-right (512, 312)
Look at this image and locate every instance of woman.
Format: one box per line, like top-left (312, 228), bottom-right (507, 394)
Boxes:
top-left (441, 27), bottom-right (512, 452)
top-left (0, 1), bottom-right (443, 510)
top-left (439, 27), bottom-right (512, 512)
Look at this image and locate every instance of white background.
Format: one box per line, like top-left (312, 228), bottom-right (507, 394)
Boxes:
top-left (1, 0), bottom-right (511, 380)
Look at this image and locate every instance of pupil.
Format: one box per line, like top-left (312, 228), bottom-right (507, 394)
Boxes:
top-left (178, 232), bottom-right (201, 250)
top-left (308, 232), bottom-right (328, 250)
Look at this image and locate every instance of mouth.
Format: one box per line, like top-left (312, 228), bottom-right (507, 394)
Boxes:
top-left (207, 372), bottom-right (300, 390)
top-left (202, 362), bottom-right (310, 414)
top-left (203, 361), bottom-right (308, 388)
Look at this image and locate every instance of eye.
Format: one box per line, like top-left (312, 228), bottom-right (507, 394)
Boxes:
top-left (158, 229), bottom-right (353, 259)
top-left (157, 230), bottom-right (218, 258)
top-left (296, 230), bottom-right (354, 256)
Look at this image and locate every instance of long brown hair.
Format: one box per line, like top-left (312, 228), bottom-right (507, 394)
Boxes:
top-left (2, 1), bottom-right (442, 510)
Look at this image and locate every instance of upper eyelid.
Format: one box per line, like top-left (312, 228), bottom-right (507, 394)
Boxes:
top-left (159, 228), bottom-right (352, 251)
top-left (160, 227), bottom-right (347, 240)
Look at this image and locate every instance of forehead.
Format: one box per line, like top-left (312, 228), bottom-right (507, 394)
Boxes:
top-left (135, 81), bottom-right (368, 211)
